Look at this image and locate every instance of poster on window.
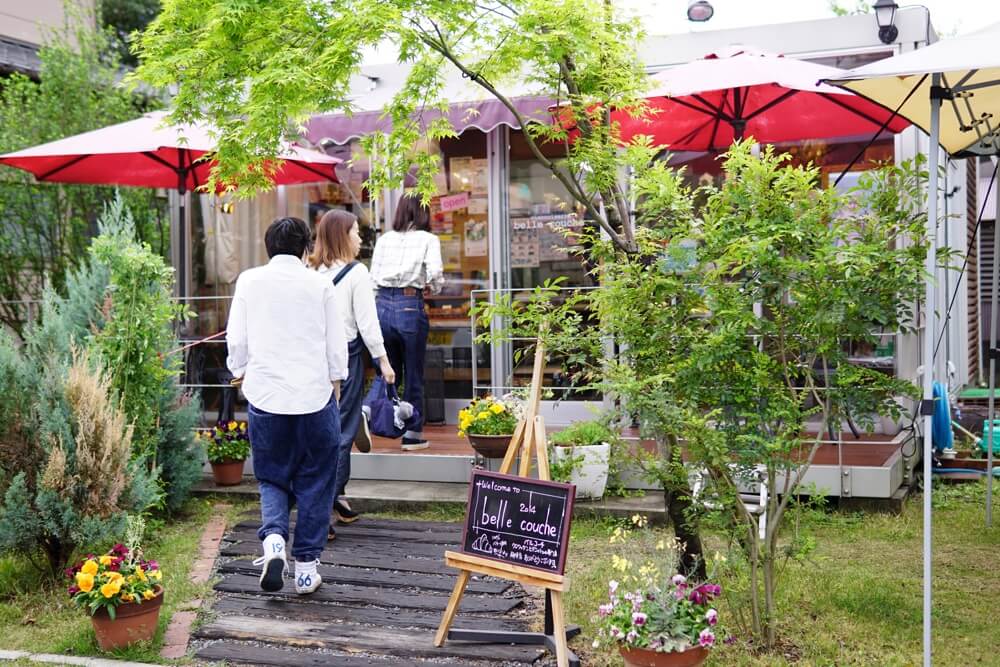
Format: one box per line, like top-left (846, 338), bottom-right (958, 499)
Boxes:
top-left (464, 219), bottom-right (488, 256)
top-left (512, 226), bottom-right (540, 268)
top-left (539, 225), bottom-right (571, 261)
top-left (470, 159), bottom-right (488, 195)
top-left (439, 234), bottom-right (463, 269)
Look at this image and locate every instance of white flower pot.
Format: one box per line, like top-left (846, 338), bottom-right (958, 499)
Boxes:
top-left (552, 442), bottom-right (610, 499)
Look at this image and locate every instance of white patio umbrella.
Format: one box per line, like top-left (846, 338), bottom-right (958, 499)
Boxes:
top-left (826, 21), bottom-right (1000, 667)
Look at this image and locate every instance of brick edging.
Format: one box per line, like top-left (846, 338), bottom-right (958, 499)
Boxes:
top-left (160, 503), bottom-right (230, 660)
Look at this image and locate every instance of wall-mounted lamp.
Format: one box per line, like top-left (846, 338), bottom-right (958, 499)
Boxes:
top-left (873, 0), bottom-right (899, 44)
top-left (686, 0), bottom-right (714, 22)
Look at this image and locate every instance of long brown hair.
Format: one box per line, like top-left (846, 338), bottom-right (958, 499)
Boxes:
top-left (308, 209), bottom-right (357, 268)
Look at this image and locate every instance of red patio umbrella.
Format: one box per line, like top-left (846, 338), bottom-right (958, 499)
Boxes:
top-left (0, 110), bottom-right (342, 296)
top-left (587, 48), bottom-right (911, 150)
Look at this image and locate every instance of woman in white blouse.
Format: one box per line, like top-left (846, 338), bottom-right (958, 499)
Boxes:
top-left (310, 210), bottom-right (395, 535)
top-left (369, 195), bottom-right (444, 450)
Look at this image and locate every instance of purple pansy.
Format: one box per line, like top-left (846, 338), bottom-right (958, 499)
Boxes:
top-left (705, 609), bottom-right (718, 626)
top-left (632, 612), bottom-right (647, 626)
top-left (698, 628), bottom-right (716, 647)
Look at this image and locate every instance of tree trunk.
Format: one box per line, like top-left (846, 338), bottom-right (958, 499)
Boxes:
top-left (663, 486), bottom-right (706, 579)
top-left (763, 546), bottom-right (776, 649)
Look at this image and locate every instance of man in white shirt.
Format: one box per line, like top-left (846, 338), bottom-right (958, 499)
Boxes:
top-left (226, 217), bottom-right (348, 596)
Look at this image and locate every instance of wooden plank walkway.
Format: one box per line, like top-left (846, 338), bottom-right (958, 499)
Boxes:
top-left (194, 513), bottom-right (545, 665)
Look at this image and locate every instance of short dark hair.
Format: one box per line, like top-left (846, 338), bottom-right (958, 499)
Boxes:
top-left (392, 194), bottom-right (431, 232)
top-left (264, 217), bottom-right (311, 259)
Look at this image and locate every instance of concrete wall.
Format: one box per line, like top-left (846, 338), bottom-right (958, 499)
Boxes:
top-left (0, 0), bottom-right (95, 46)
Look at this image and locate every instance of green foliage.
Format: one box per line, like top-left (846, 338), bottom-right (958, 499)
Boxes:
top-left (89, 198), bottom-right (190, 466)
top-left (99, 0), bottom-right (163, 67)
top-left (202, 420), bottom-right (250, 464)
top-left (134, 0), bottom-right (652, 251)
top-left (0, 12), bottom-right (166, 338)
top-left (0, 257), bottom-right (159, 575)
top-left (551, 419), bottom-right (616, 447)
top-left (154, 383), bottom-right (203, 512)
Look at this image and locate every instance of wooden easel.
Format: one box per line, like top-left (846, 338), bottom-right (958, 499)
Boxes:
top-left (434, 339), bottom-right (580, 667)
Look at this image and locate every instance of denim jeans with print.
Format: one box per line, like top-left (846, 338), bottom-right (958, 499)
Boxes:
top-left (249, 396), bottom-right (340, 562)
top-left (376, 289), bottom-right (428, 438)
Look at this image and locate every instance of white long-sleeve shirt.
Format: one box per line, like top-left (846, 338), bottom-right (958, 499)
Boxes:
top-left (369, 230), bottom-right (445, 294)
top-left (316, 260), bottom-right (387, 360)
top-left (226, 255), bottom-right (348, 415)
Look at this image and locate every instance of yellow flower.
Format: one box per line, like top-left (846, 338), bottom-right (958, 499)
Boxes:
top-left (80, 559), bottom-right (98, 576)
top-left (457, 430), bottom-right (466, 438)
top-left (99, 555), bottom-right (113, 566)
top-left (107, 571), bottom-right (124, 582)
top-left (228, 421), bottom-right (238, 431)
top-left (100, 579), bottom-right (122, 598)
top-left (135, 567), bottom-right (147, 582)
top-left (121, 593), bottom-right (134, 603)
top-left (143, 589), bottom-right (155, 600)
top-left (459, 409), bottom-right (470, 420)
top-left (75, 572), bottom-right (95, 593)
top-left (489, 403), bottom-right (505, 414)
top-left (476, 411), bottom-right (489, 420)
top-left (149, 569), bottom-right (162, 581)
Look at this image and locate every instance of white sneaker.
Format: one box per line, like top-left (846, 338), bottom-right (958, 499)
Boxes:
top-left (295, 559), bottom-right (322, 594)
top-left (253, 534), bottom-right (288, 592)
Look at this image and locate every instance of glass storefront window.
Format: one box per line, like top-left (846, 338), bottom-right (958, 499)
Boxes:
top-left (506, 130), bottom-right (600, 401)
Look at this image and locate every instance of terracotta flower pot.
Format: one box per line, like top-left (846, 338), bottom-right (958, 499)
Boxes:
top-left (90, 586), bottom-right (164, 651)
top-left (210, 458), bottom-right (245, 486)
top-left (620, 645), bottom-right (710, 667)
top-left (466, 433), bottom-right (513, 458)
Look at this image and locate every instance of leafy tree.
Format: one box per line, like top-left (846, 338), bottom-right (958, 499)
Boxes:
top-left (486, 143), bottom-right (932, 649)
top-left (100, 0), bottom-right (163, 67)
top-left (0, 12), bottom-right (166, 338)
top-left (134, 0), bottom-right (649, 252)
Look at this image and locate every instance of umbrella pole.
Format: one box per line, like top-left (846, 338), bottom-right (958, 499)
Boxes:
top-left (922, 74), bottom-right (941, 667)
top-left (988, 156), bottom-right (999, 528)
top-left (177, 159), bottom-right (188, 304)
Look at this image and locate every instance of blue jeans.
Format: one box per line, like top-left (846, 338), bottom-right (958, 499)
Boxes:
top-left (333, 336), bottom-right (365, 499)
top-left (376, 289), bottom-right (428, 438)
top-left (249, 398), bottom-right (340, 562)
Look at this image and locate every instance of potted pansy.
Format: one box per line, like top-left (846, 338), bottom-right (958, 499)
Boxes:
top-left (595, 573), bottom-right (724, 667)
top-left (66, 520), bottom-right (164, 651)
top-left (457, 395), bottom-right (520, 458)
top-left (201, 420), bottom-right (250, 486)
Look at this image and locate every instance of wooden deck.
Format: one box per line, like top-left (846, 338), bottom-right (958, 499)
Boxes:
top-left (374, 425), bottom-right (905, 468)
top-left (194, 515), bottom-right (545, 666)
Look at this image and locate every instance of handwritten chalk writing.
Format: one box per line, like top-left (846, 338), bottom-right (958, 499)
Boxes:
top-left (461, 470), bottom-right (575, 575)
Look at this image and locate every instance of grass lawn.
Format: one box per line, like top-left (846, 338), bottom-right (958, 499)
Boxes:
top-left (563, 479), bottom-right (999, 666)
top-left (0, 497), bottom-right (255, 664)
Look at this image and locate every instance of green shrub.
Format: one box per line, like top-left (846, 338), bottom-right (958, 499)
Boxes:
top-left (550, 420), bottom-right (615, 447)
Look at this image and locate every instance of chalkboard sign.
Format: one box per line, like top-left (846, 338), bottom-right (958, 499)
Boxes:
top-left (460, 470), bottom-right (575, 575)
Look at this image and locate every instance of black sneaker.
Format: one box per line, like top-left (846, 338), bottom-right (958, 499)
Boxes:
top-left (334, 499), bottom-right (360, 524)
top-left (327, 524), bottom-right (336, 541)
top-left (354, 412), bottom-right (372, 453)
top-left (401, 437), bottom-right (429, 451)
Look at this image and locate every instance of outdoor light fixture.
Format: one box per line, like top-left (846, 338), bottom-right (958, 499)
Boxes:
top-left (686, 0), bottom-right (714, 22)
top-left (873, 0), bottom-right (899, 44)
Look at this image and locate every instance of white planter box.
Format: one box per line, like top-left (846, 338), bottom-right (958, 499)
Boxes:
top-left (552, 443), bottom-right (610, 499)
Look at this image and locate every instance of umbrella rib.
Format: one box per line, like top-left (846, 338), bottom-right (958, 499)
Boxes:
top-left (293, 161), bottom-right (338, 183)
top-left (816, 93), bottom-right (896, 130)
top-left (142, 150), bottom-right (180, 172)
top-left (685, 94), bottom-right (733, 122)
top-left (37, 154), bottom-right (90, 181)
top-left (743, 89), bottom-right (799, 121)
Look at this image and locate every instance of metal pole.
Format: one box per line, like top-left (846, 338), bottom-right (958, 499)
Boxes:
top-left (922, 73), bottom-right (941, 667)
top-left (987, 155), bottom-right (999, 528)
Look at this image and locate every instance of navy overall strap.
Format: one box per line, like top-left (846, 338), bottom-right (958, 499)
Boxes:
top-left (331, 260), bottom-right (359, 285)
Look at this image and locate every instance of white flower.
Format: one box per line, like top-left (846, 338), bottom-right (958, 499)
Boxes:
top-left (705, 608), bottom-right (718, 626)
top-left (609, 580), bottom-right (619, 594)
top-left (592, 639), bottom-right (600, 649)
top-left (671, 573), bottom-right (687, 586)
